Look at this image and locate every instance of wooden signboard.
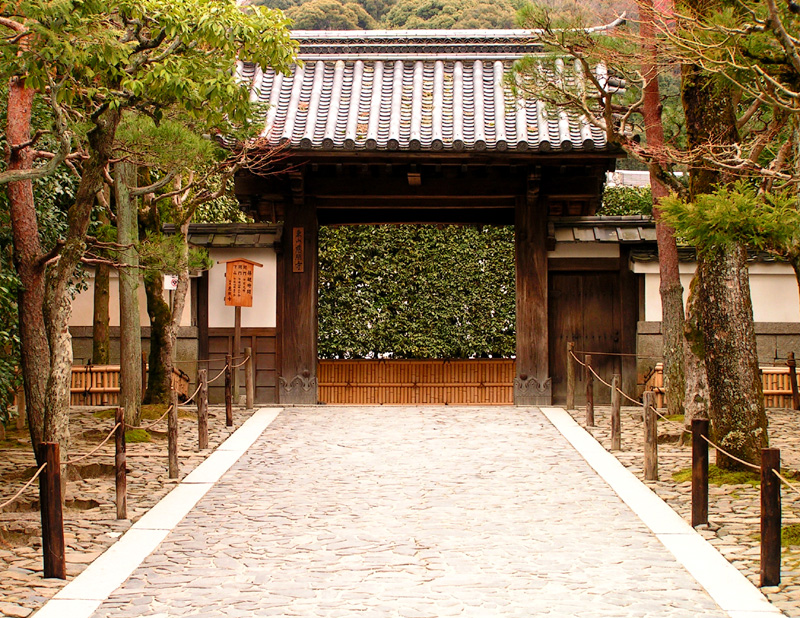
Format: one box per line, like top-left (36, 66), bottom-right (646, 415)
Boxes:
top-left (222, 258), bottom-right (263, 307)
top-left (293, 227), bottom-right (304, 273)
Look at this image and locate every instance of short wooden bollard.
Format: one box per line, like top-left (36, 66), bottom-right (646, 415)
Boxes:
top-left (197, 369), bottom-right (209, 450)
top-left (585, 354), bottom-right (594, 426)
top-left (225, 353), bottom-right (233, 427)
top-left (789, 352), bottom-right (799, 411)
top-left (245, 346), bottom-right (254, 411)
top-left (16, 387), bottom-right (25, 430)
top-left (566, 341), bottom-right (576, 411)
top-left (115, 406), bottom-right (127, 520)
top-left (643, 391), bottom-right (658, 481)
top-left (38, 442), bottom-right (65, 579)
top-left (168, 389), bottom-right (179, 479)
top-left (141, 353), bottom-right (148, 399)
top-left (761, 447), bottom-right (781, 587)
top-left (691, 418), bottom-right (709, 527)
top-left (611, 374), bottom-right (621, 451)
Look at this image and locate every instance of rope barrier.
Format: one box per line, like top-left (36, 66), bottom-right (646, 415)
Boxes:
top-left (230, 355), bottom-right (250, 370)
top-left (0, 462), bottom-right (46, 510)
top-left (207, 366), bottom-right (228, 385)
top-left (66, 423), bottom-right (121, 465)
top-left (572, 350), bottom-right (644, 409)
top-left (700, 434), bottom-right (761, 472)
top-left (774, 469), bottom-right (800, 499)
top-left (128, 405), bottom-right (173, 431)
top-left (181, 382), bottom-right (204, 407)
top-left (574, 350), bottom-right (664, 360)
top-left (569, 350), bottom-right (587, 368)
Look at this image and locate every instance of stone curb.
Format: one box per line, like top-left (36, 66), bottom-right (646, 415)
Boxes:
top-left (31, 407), bottom-right (283, 618)
top-left (540, 406), bottom-right (783, 618)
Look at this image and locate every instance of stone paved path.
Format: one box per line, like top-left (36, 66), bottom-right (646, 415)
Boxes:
top-left (89, 407), bottom-right (728, 617)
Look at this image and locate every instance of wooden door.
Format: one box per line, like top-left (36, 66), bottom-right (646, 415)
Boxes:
top-left (549, 272), bottom-right (621, 404)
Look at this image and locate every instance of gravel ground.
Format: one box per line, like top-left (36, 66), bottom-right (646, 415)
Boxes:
top-left (0, 405), bottom-right (255, 618)
top-left (1, 403), bottom-right (798, 617)
top-left (566, 405), bottom-right (800, 617)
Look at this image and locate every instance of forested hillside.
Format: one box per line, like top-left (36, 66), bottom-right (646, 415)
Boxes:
top-left (251, 0), bottom-right (635, 31)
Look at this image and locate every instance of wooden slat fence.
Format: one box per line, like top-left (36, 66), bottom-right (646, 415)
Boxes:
top-left (645, 363), bottom-right (800, 409)
top-left (70, 365), bottom-right (189, 406)
top-left (318, 359), bottom-right (514, 405)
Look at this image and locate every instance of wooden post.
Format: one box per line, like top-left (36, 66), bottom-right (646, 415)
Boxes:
top-left (566, 341), bottom-right (575, 411)
top-left (168, 388), bottom-right (179, 479)
top-left (233, 306), bottom-right (242, 403)
top-left (225, 353), bottom-right (233, 427)
top-left (761, 447), bottom-right (781, 587)
top-left (197, 369), bottom-right (209, 450)
top-left (691, 419), bottom-right (709, 527)
top-left (245, 346), bottom-right (254, 411)
top-left (643, 391), bottom-right (658, 481)
top-left (585, 354), bottom-right (594, 426)
top-left (16, 387), bottom-right (25, 430)
top-left (788, 352), bottom-right (799, 411)
top-left (141, 352), bottom-right (147, 400)
top-left (115, 406), bottom-right (127, 520)
top-left (611, 374), bottom-right (621, 451)
top-left (38, 442), bottom-right (65, 579)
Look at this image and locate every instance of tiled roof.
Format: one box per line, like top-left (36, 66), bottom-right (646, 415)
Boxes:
top-left (164, 224), bottom-right (282, 248)
top-left (550, 216), bottom-right (656, 243)
top-left (240, 30), bottom-right (610, 153)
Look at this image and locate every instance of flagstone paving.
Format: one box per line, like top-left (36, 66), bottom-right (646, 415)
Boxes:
top-left (89, 406), bottom-right (729, 617)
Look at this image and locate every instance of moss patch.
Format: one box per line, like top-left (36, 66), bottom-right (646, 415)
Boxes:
top-left (124, 429), bottom-right (151, 443)
top-left (672, 464), bottom-right (760, 486)
top-left (753, 523), bottom-right (800, 547)
top-left (659, 414), bottom-right (685, 423)
top-left (141, 404), bottom-right (168, 420)
top-left (92, 408), bottom-right (117, 420)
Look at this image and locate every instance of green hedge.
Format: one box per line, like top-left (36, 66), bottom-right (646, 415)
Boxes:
top-left (318, 225), bottom-right (516, 359)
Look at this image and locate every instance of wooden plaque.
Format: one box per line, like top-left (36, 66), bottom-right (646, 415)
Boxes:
top-left (293, 227), bottom-right (304, 273)
top-left (223, 258), bottom-right (263, 307)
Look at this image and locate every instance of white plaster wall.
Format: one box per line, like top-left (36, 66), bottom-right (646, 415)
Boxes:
top-left (70, 269), bottom-right (192, 327)
top-left (632, 261), bottom-right (800, 323)
top-left (207, 247), bottom-right (277, 328)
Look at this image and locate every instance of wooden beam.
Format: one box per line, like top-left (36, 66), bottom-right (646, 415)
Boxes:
top-left (548, 258), bottom-right (621, 272)
top-left (514, 175), bottom-right (551, 405)
top-left (277, 200), bottom-right (318, 404)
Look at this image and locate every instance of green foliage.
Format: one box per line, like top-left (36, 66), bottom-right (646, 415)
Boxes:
top-left (659, 182), bottom-right (800, 256)
top-left (318, 225), bottom-right (516, 359)
top-left (287, 0), bottom-right (377, 29)
top-left (0, 0), bottom-right (297, 132)
top-left (384, 0), bottom-right (516, 29)
top-left (598, 185), bottom-right (653, 216)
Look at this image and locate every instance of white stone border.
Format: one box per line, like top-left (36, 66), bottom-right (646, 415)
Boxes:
top-left (32, 407), bottom-right (283, 618)
top-left (540, 406), bottom-right (783, 618)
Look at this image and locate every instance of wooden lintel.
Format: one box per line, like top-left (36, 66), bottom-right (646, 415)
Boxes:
top-left (548, 258), bottom-right (621, 272)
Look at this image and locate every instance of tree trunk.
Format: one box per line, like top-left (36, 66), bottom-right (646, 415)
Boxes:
top-left (698, 245), bottom-right (768, 467)
top-left (680, 16), bottom-right (766, 468)
top-left (92, 264), bottom-right (110, 365)
top-left (144, 272), bottom-right (171, 404)
top-left (116, 161), bottom-right (142, 427)
top-left (641, 2), bottom-right (687, 418)
top-left (91, 209), bottom-right (111, 365)
top-left (683, 267), bottom-right (709, 428)
top-left (6, 76), bottom-right (48, 458)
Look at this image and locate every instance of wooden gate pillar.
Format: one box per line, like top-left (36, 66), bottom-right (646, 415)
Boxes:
top-left (278, 184), bottom-right (318, 405)
top-left (514, 177), bottom-right (551, 405)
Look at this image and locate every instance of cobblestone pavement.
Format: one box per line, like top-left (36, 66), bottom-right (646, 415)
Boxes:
top-left (85, 406), bottom-right (732, 618)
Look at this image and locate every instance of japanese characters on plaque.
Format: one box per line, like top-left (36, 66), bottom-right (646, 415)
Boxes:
top-left (293, 227), bottom-right (304, 273)
top-left (223, 259), bottom-right (262, 307)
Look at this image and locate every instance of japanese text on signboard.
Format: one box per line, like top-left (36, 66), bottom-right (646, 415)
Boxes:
top-left (224, 259), bottom-right (262, 307)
